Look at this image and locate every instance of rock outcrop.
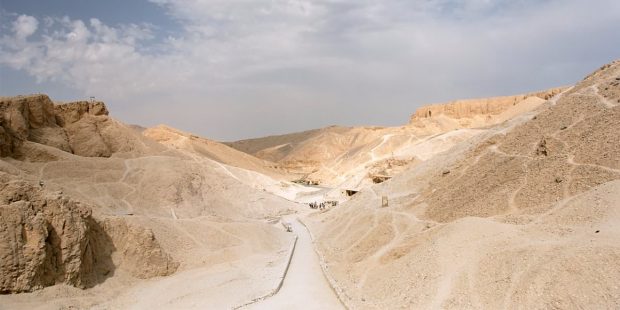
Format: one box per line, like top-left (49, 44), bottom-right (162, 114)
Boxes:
top-left (0, 95), bottom-right (70, 156)
top-left (0, 95), bottom-right (158, 158)
top-left (97, 218), bottom-right (179, 279)
top-left (410, 87), bottom-right (566, 122)
top-left (0, 174), bottom-right (101, 293)
top-left (0, 173), bottom-right (177, 293)
top-left (0, 121), bottom-right (18, 157)
top-left (0, 95), bottom-right (109, 157)
top-left (55, 101), bottom-right (114, 157)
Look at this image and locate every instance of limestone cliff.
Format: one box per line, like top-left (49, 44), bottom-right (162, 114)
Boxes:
top-left (0, 175), bottom-right (96, 293)
top-left (0, 173), bottom-right (178, 293)
top-left (0, 95), bottom-right (159, 158)
top-left (410, 87), bottom-right (566, 122)
top-left (55, 101), bottom-right (114, 157)
top-left (0, 95), bottom-right (70, 156)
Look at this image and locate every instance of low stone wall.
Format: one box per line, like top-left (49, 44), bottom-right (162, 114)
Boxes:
top-left (297, 218), bottom-right (350, 310)
top-left (233, 234), bottom-right (298, 309)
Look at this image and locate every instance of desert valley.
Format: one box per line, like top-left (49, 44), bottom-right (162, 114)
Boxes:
top-left (0, 59), bottom-right (619, 309)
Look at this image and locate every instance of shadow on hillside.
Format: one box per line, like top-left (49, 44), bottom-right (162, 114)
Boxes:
top-left (82, 218), bottom-right (117, 288)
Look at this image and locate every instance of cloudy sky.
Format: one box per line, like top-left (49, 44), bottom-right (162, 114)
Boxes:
top-left (1, 0), bottom-right (619, 141)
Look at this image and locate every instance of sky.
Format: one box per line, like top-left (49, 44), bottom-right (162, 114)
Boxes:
top-left (0, 0), bottom-right (619, 141)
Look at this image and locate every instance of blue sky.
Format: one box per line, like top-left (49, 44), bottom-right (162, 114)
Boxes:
top-left (1, 0), bottom-right (173, 25)
top-left (1, 0), bottom-right (619, 140)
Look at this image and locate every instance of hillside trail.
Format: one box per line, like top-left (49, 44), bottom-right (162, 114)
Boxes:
top-left (245, 211), bottom-right (344, 310)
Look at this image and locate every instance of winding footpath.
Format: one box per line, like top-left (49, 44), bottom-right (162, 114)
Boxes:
top-left (245, 215), bottom-right (343, 310)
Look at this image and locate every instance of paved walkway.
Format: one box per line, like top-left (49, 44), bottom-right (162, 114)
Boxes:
top-left (246, 216), bottom-right (343, 310)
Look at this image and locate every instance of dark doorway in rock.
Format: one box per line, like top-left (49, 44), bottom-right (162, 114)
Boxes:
top-left (345, 190), bottom-right (359, 197)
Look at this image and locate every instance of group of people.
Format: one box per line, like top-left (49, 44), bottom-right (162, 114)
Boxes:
top-left (309, 200), bottom-right (339, 210)
top-left (309, 201), bottom-right (327, 210)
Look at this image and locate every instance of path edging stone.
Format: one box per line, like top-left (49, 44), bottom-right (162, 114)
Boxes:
top-left (297, 217), bottom-right (351, 310)
top-left (233, 234), bottom-right (298, 309)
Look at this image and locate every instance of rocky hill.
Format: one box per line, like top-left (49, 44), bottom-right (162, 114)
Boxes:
top-left (305, 60), bottom-right (620, 309)
top-left (410, 87), bottom-right (565, 121)
top-left (227, 87), bottom-right (564, 191)
top-left (0, 94), bottom-right (300, 307)
top-left (0, 95), bottom-right (164, 159)
top-left (1, 60), bottom-right (618, 309)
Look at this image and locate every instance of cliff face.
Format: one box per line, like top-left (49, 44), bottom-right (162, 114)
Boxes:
top-left (0, 95), bottom-right (154, 158)
top-left (0, 172), bottom-right (178, 293)
top-left (0, 96), bottom-right (182, 294)
top-left (0, 173), bottom-right (111, 293)
top-left (0, 95), bottom-right (68, 156)
top-left (55, 101), bottom-right (114, 157)
top-left (410, 87), bottom-right (566, 122)
top-left (54, 101), bottom-right (109, 126)
top-left (0, 95), bottom-right (109, 157)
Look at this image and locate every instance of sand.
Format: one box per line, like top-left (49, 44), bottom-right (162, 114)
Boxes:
top-left (1, 60), bottom-right (618, 309)
top-left (303, 60), bottom-right (620, 309)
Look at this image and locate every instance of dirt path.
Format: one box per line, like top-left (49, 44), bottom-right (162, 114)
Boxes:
top-left (245, 215), bottom-right (344, 310)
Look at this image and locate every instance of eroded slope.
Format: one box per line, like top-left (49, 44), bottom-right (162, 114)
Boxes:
top-left (306, 60), bottom-right (620, 309)
top-left (0, 95), bottom-right (299, 309)
top-left (227, 88), bottom-right (562, 191)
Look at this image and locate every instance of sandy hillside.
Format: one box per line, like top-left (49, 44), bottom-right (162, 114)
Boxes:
top-left (142, 125), bottom-right (325, 202)
top-left (226, 126), bottom-right (349, 163)
top-left (1, 60), bottom-right (617, 310)
top-left (144, 125), bottom-right (290, 180)
top-left (228, 88), bottom-right (563, 191)
top-left (0, 95), bottom-right (307, 309)
top-left (304, 60), bottom-right (620, 309)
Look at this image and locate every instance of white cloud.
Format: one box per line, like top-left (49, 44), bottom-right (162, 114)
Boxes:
top-left (1, 1), bottom-right (619, 140)
top-left (1, 15), bottom-right (161, 94)
top-left (12, 14), bottom-right (38, 40)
